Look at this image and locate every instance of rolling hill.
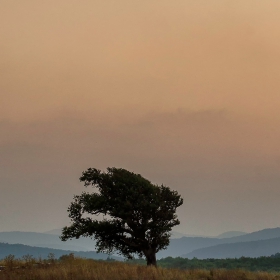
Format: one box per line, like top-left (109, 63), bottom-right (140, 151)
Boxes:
top-left (2, 227), bottom-right (280, 259)
top-left (0, 231), bottom-right (96, 251)
top-left (0, 242), bottom-right (121, 260)
top-left (158, 227), bottom-right (280, 258)
top-left (182, 237), bottom-right (280, 259)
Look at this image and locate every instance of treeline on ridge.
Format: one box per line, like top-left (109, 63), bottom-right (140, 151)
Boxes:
top-left (128, 254), bottom-right (280, 272)
top-left (2, 252), bottom-right (280, 272)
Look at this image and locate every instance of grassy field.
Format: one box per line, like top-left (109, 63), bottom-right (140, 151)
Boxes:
top-left (0, 257), bottom-right (280, 280)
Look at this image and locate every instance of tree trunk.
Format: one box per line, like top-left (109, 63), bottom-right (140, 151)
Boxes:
top-left (145, 250), bottom-right (157, 267)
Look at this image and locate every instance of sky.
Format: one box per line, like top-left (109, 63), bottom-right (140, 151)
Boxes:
top-left (1, 0), bottom-right (280, 236)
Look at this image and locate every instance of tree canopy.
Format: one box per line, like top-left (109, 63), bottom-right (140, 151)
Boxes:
top-left (60, 167), bottom-right (183, 266)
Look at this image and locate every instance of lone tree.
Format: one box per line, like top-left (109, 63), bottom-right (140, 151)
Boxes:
top-left (60, 167), bottom-right (183, 266)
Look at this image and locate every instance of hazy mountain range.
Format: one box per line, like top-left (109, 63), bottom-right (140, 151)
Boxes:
top-left (0, 229), bottom-right (246, 253)
top-left (216, 231), bottom-right (247, 239)
top-left (183, 237), bottom-right (280, 259)
top-left (158, 227), bottom-right (280, 258)
top-left (43, 229), bottom-right (247, 239)
top-left (1, 228), bottom-right (280, 259)
top-left (0, 231), bottom-right (96, 252)
top-left (0, 243), bottom-right (121, 260)
top-left (170, 231), bottom-right (247, 239)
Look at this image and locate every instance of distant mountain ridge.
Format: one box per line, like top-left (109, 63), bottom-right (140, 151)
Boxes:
top-left (42, 228), bottom-right (209, 241)
top-left (1, 227), bottom-right (280, 260)
top-left (0, 242), bottom-right (121, 260)
top-left (220, 227), bottom-right (280, 243)
top-left (0, 231), bottom-right (96, 252)
top-left (158, 227), bottom-right (280, 258)
top-left (45, 228), bottom-right (202, 239)
top-left (43, 228), bottom-right (246, 239)
top-left (216, 231), bottom-right (247, 239)
top-left (183, 237), bottom-right (280, 259)
top-left (170, 231), bottom-right (208, 238)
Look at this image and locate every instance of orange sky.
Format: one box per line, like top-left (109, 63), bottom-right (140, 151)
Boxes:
top-left (1, 1), bottom-right (280, 235)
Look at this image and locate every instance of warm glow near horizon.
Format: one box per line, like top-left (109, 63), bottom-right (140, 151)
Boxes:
top-left (1, 1), bottom-right (280, 235)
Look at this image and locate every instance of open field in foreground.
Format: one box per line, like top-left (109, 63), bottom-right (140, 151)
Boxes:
top-left (1, 258), bottom-right (280, 280)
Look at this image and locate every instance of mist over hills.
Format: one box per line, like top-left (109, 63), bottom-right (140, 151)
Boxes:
top-left (44, 229), bottom-right (196, 239)
top-left (170, 231), bottom-right (206, 239)
top-left (157, 236), bottom-right (222, 258)
top-left (0, 243), bottom-right (120, 260)
top-left (1, 227), bottom-right (280, 260)
top-left (183, 237), bottom-right (280, 259)
top-left (219, 228), bottom-right (280, 243)
top-left (43, 229), bottom-right (63, 235)
top-left (158, 227), bottom-right (280, 258)
top-left (216, 231), bottom-right (247, 239)
top-left (0, 231), bottom-right (96, 252)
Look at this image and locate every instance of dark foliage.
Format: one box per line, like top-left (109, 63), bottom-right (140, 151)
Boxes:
top-left (60, 167), bottom-right (183, 266)
top-left (128, 256), bottom-right (280, 272)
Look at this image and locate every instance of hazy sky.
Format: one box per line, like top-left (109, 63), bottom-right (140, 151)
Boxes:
top-left (1, 1), bottom-right (280, 236)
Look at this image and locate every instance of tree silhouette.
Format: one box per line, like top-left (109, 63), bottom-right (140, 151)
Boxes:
top-left (60, 167), bottom-right (183, 266)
